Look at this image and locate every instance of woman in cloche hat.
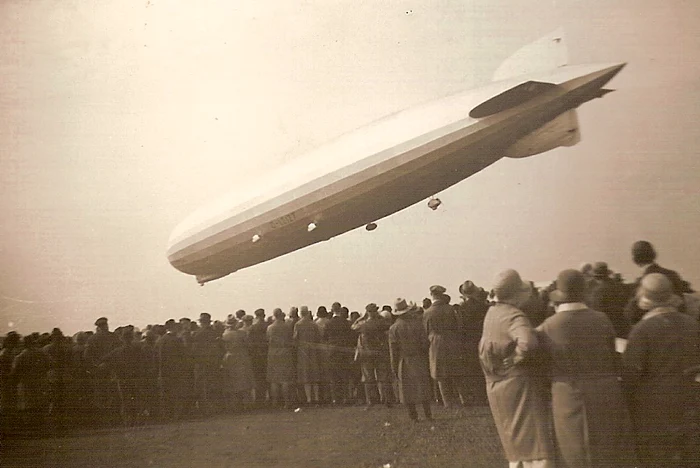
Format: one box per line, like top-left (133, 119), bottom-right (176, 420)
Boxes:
top-left (478, 269), bottom-right (554, 467)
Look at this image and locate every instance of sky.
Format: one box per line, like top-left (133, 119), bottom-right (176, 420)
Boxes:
top-left (1, 0), bottom-right (699, 335)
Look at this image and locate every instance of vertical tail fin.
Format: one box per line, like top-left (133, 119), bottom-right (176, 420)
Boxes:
top-left (493, 28), bottom-right (568, 82)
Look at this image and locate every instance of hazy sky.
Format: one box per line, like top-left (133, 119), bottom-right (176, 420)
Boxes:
top-left (2, 0), bottom-right (699, 335)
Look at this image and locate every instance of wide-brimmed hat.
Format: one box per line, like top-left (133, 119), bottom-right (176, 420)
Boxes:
top-left (591, 262), bottom-right (611, 278)
top-left (549, 269), bottom-right (586, 303)
top-left (394, 298), bottom-right (409, 315)
top-left (459, 280), bottom-right (479, 298)
top-left (492, 269), bottom-right (531, 303)
top-left (429, 285), bottom-right (447, 297)
top-left (637, 273), bottom-right (683, 311)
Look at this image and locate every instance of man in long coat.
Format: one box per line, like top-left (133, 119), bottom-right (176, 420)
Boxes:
top-left (537, 269), bottom-right (636, 467)
top-left (479, 269), bottom-right (554, 468)
top-left (247, 309), bottom-right (269, 405)
top-left (84, 317), bottom-right (121, 423)
top-left (156, 320), bottom-right (187, 421)
top-left (323, 304), bottom-right (355, 404)
top-left (266, 308), bottom-right (295, 407)
top-left (585, 262), bottom-right (630, 338)
top-left (101, 328), bottom-right (145, 426)
top-left (622, 273), bottom-right (700, 467)
top-left (423, 285), bottom-right (468, 408)
top-left (221, 317), bottom-right (254, 411)
top-left (389, 298), bottom-right (432, 422)
top-left (12, 334), bottom-right (50, 432)
top-left (293, 306), bottom-right (322, 404)
top-left (191, 312), bottom-right (224, 415)
top-left (456, 280), bottom-right (489, 405)
top-left (0, 332), bottom-right (22, 429)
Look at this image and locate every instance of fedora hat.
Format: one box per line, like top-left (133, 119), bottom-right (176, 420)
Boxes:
top-left (591, 262), bottom-right (611, 278)
top-left (394, 297), bottom-right (417, 316)
top-left (393, 298), bottom-right (409, 315)
top-left (365, 303), bottom-right (379, 313)
top-left (549, 269), bottom-right (586, 303)
top-left (459, 280), bottom-right (479, 298)
top-left (429, 285), bottom-right (447, 297)
top-left (492, 269), bottom-right (531, 302)
top-left (637, 273), bottom-right (683, 311)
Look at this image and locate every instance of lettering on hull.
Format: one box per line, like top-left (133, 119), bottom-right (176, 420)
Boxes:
top-left (269, 212), bottom-right (298, 230)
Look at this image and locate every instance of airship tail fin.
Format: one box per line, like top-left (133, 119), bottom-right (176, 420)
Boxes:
top-left (493, 28), bottom-right (568, 82)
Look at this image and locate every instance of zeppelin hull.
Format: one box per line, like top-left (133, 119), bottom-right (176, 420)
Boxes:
top-left (167, 61), bottom-right (625, 283)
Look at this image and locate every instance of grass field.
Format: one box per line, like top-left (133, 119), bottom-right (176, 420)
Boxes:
top-left (2, 404), bottom-right (507, 468)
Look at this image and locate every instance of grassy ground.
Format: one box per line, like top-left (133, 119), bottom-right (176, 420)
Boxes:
top-left (2, 404), bottom-right (506, 468)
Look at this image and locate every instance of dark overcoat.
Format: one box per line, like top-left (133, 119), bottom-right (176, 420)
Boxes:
top-left (388, 312), bottom-right (431, 404)
top-left (537, 305), bottom-right (636, 467)
top-left (622, 306), bottom-right (700, 465)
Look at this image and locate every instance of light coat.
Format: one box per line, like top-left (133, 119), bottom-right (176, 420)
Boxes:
top-left (221, 328), bottom-right (254, 393)
top-left (266, 320), bottom-right (295, 383)
top-left (479, 302), bottom-right (554, 463)
top-left (293, 318), bottom-right (322, 384)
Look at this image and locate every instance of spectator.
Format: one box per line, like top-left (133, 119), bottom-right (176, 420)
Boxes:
top-left (156, 320), bottom-right (187, 421)
top-left (479, 269), bottom-right (554, 468)
top-left (537, 269), bottom-right (636, 467)
top-left (388, 298), bottom-right (432, 422)
top-left (266, 308), bottom-right (295, 408)
top-left (101, 328), bottom-right (145, 426)
top-left (624, 240), bottom-right (694, 327)
top-left (0, 332), bottom-right (22, 428)
top-left (248, 309), bottom-right (269, 405)
top-left (586, 261), bottom-right (630, 337)
top-left (423, 285), bottom-right (468, 408)
top-left (457, 280), bottom-right (489, 405)
top-left (191, 312), bottom-right (224, 415)
top-left (221, 316), bottom-right (254, 412)
top-left (352, 303), bottom-right (392, 408)
top-left (293, 306), bottom-right (322, 405)
top-left (622, 273), bottom-right (700, 467)
top-left (12, 334), bottom-right (50, 432)
top-left (324, 302), bottom-right (355, 404)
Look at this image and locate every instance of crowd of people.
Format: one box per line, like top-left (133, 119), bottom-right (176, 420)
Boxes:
top-left (1, 240), bottom-right (698, 467)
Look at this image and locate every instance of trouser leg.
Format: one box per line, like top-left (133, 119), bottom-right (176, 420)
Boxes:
top-left (406, 404), bottom-right (418, 421)
top-left (422, 401), bottom-right (432, 420)
top-left (437, 380), bottom-right (452, 407)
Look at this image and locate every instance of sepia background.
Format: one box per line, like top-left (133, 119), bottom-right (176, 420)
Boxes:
top-left (1, 0), bottom-right (699, 334)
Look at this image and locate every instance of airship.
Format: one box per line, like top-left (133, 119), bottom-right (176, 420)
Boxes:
top-left (168, 29), bottom-right (625, 285)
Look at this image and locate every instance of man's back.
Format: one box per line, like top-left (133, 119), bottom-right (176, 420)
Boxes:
top-left (537, 307), bottom-right (618, 379)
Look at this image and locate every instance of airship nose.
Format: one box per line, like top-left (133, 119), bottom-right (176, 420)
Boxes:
top-left (602, 62), bottom-right (626, 80)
